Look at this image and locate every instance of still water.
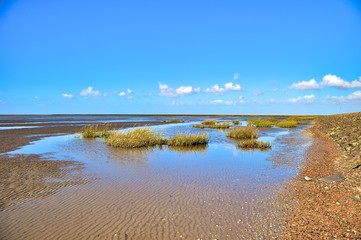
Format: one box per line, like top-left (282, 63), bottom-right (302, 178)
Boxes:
top-left (6, 117), bottom-right (311, 239)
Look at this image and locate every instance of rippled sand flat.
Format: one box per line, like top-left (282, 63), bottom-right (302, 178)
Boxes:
top-left (0, 116), bottom-right (311, 239)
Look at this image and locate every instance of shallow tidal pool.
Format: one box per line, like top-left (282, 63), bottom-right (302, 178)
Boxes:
top-left (4, 119), bottom-right (311, 239)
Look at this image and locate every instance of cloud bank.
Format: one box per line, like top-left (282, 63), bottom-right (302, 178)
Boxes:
top-left (321, 74), bottom-right (361, 89)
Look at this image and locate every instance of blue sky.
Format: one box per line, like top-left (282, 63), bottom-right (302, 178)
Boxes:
top-left (1, 0), bottom-right (361, 114)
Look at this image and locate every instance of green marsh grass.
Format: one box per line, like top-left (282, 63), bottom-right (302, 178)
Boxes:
top-left (81, 124), bottom-right (112, 138)
top-left (105, 128), bottom-right (208, 148)
top-left (192, 123), bottom-right (206, 129)
top-left (227, 126), bottom-right (258, 140)
top-left (105, 128), bottom-right (163, 148)
top-left (166, 133), bottom-right (208, 146)
top-left (232, 119), bottom-right (240, 125)
top-left (247, 119), bottom-right (275, 127)
top-left (163, 119), bottom-right (184, 123)
top-left (202, 119), bottom-right (217, 125)
top-left (193, 121), bottom-right (231, 129)
top-left (238, 139), bottom-right (271, 150)
top-left (275, 121), bottom-right (298, 128)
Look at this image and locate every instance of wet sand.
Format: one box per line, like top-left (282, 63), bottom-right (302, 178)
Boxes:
top-left (0, 115), bottom-right (331, 239)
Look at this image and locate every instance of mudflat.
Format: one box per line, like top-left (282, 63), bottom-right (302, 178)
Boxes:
top-left (0, 114), bottom-right (360, 239)
top-left (0, 119), bottom-right (167, 210)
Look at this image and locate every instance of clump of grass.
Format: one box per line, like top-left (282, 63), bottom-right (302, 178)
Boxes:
top-left (227, 126), bottom-right (258, 139)
top-left (232, 119), bottom-right (240, 125)
top-left (193, 121), bottom-right (231, 129)
top-left (167, 133), bottom-right (208, 146)
top-left (192, 123), bottom-right (206, 129)
top-left (202, 119), bottom-right (217, 126)
top-left (164, 119), bottom-right (184, 123)
top-left (81, 124), bottom-right (111, 138)
top-left (286, 116), bottom-right (318, 125)
top-left (212, 122), bottom-right (231, 129)
top-left (247, 119), bottom-right (275, 127)
top-left (105, 128), bottom-right (162, 148)
top-left (238, 139), bottom-right (271, 150)
top-left (287, 116), bottom-right (318, 121)
top-left (275, 121), bottom-right (298, 128)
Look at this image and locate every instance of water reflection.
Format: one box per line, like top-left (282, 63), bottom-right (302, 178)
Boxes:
top-left (166, 145), bottom-right (208, 154)
top-left (108, 147), bottom-right (156, 165)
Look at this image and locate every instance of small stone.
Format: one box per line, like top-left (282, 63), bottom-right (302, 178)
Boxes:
top-left (304, 176), bottom-right (313, 181)
top-left (352, 194), bottom-right (361, 202)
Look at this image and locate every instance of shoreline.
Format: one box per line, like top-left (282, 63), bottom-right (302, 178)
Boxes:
top-left (281, 113), bottom-right (361, 239)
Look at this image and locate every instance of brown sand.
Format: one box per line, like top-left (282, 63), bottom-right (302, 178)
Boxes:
top-left (281, 112), bottom-right (361, 239)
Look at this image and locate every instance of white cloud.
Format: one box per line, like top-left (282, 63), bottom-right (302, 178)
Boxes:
top-left (158, 82), bottom-right (200, 97)
top-left (287, 94), bottom-right (316, 103)
top-left (233, 73), bottom-right (239, 81)
top-left (176, 86), bottom-right (193, 95)
top-left (119, 88), bottom-right (133, 99)
top-left (326, 90), bottom-right (361, 103)
top-left (224, 82), bottom-right (241, 91)
top-left (210, 99), bottom-right (223, 104)
top-left (239, 95), bottom-right (245, 103)
top-left (80, 86), bottom-right (103, 97)
top-left (34, 96), bottom-right (40, 100)
top-left (321, 74), bottom-right (361, 89)
top-left (61, 93), bottom-right (73, 99)
top-left (206, 82), bottom-right (242, 94)
top-left (291, 79), bottom-right (320, 90)
top-left (210, 99), bottom-right (237, 105)
top-left (348, 91), bottom-right (361, 100)
top-left (206, 84), bottom-right (222, 93)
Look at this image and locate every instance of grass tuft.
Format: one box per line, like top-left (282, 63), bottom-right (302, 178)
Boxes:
top-left (163, 119), bottom-right (184, 123)
top-left (232, 119), bottom-right (240, 125)
top-left (167, 133), bottom-right (208, 146)
top-left (275, 121), bottom-right (298, 128)
top-left (105, 128), bottom-right (162, 148)
top-left (247, 119), bottom-right (275, 127)
top-left (81, 124), bottom-right (112, 138)
top-left (193, 120), bottom-right (231, 129)
top-left (238, 139), bottom-right (271, 150)
top-left (105, 128), bottom-right (208, 148)
top-left (227, 126), bottom-right (258, 140)
top-left (202, 119), bottom-right (217, 125)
